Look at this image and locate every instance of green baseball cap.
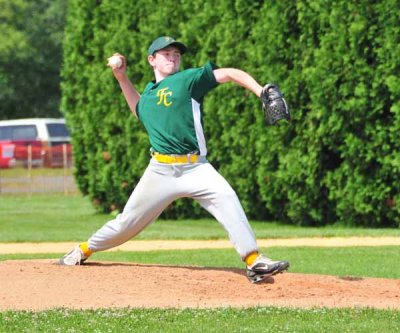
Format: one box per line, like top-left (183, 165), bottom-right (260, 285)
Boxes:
top-left (147, 36), bottom-right (187, 55)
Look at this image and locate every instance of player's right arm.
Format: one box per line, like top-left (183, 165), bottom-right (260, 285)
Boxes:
top-left (108, 53), bottom-right (141, 118)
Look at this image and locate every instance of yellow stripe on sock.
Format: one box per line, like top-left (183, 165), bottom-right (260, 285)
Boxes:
top-left (79, 242), bottom-right (93, 257)
top-left (245, 252), bottom-right (259, 266)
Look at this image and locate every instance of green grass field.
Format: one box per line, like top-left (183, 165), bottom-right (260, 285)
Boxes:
top-left (0, 194), bottom-right (399, 242)
top-left (1, 308), bottom-right (399, 333)
top-left (0, 193), bottom-right (399, 332)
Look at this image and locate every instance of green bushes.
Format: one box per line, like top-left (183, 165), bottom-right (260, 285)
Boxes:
top-left (62, 0), bottom-right (399, 226)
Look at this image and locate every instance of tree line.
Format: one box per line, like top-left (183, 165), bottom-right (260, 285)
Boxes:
top-left (7, 0), bottom-right (399, 227)
top-left (0, 0), bottom-right (66, 120)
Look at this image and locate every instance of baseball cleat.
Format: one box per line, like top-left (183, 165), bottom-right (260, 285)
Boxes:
top-left (59, 246), bottom-right (88, 266)
top-left (246, 254), bottom-right (289, 283)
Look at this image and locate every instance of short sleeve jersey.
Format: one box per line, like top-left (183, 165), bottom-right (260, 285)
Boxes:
top-left (136, 61), bottom-right (219, 155)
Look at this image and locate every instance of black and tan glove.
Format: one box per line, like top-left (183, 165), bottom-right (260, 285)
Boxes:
top-left (260, 84), bottom-right (290, 125)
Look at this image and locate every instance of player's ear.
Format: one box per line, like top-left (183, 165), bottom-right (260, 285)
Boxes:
top-left (148, 54), bottom-right (156, 66)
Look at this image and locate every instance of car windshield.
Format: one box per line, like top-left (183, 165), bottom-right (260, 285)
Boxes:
top-left (0, 125), bottom-right (38, 140)
top-left (46, 123), bottom-right (70, 137)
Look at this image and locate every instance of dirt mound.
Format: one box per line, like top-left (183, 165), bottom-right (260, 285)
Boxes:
top-left (1, 260), bottom-right (399, 311)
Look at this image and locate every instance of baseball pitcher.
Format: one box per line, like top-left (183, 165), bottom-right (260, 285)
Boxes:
top-left (60, 36), bottom-right (290, 283)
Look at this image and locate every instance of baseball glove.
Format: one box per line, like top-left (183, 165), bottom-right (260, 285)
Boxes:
top-left (260, 84), bottom-right (290, 125)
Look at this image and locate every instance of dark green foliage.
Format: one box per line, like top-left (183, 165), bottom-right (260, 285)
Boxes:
top-left (62, 0), bottom-right (399, 226)
top-left (254, 0), bottom-right (400, 226)
top-left (0, 0), bottom-right (67, 119)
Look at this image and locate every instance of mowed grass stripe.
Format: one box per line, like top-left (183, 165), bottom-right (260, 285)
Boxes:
top-left (1, 246), bottom-right (400, 279)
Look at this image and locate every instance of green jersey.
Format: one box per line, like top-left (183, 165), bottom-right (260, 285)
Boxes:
top-left (137, 61), bottom-right (219, 155)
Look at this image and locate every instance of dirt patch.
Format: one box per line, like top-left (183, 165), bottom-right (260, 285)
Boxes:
top-left (1, 260), bottom-right (399, 311)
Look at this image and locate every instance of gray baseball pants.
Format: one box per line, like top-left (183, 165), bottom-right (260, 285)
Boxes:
top-left (88, 158), bottom-right (259, 259)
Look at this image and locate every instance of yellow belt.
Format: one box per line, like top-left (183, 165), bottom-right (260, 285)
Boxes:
top-left (152, 152), bottom-right (199, 164)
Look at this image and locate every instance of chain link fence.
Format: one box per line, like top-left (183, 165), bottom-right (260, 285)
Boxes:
top-left (0, 144), bottom-right (78, 195)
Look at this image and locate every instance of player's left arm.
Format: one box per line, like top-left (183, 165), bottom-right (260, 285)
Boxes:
top-left (213, 68), bottom-right (263, 98)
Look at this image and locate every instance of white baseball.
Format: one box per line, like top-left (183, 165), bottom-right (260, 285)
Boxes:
top-left (108, 56), bottom-right (122, 69)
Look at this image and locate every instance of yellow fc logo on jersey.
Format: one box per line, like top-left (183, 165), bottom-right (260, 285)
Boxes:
top-left (157, 87), bottom-right (173, 107)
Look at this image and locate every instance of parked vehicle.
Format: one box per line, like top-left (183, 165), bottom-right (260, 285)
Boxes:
top-left (0, 118), bottom-right (72, 168)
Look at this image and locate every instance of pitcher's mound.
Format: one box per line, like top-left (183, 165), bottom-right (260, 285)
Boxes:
top-left (1, 260), bottom-right (399, 311)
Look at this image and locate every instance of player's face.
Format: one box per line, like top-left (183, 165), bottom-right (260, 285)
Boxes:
top-left (149, 46), bottom-right (181, 77)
